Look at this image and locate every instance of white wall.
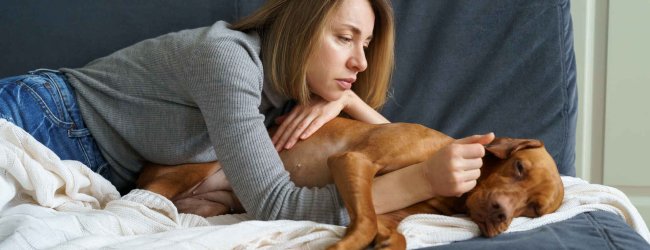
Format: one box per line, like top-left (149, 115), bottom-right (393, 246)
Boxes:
top-left (571, 0), bottom-right (608, 184)
top-left (571, 0), bottom-right (650, 226)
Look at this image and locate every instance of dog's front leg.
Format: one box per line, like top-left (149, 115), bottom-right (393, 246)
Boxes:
top-left (327, 151), bottom-right (382, 250)
top-left (374, 214), bottom-right (406, 250)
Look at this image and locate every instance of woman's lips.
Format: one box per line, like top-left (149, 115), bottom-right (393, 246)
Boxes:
top-left (336, 78), bottom-right (355, 90)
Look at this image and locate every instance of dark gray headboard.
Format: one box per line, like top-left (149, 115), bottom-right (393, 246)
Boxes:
top-left (0, 0), bottom-right (577, 176)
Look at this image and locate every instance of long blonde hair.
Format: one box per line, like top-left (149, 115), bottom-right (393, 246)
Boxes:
top-left (230, 0), bottom-right (394, 109)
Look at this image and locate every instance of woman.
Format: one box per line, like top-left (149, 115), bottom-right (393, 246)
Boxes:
top-left (0, 0), bottom-right (492, 225)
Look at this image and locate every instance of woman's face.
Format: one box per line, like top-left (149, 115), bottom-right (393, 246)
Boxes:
top-left (306, 0), bottom-right (375, 102)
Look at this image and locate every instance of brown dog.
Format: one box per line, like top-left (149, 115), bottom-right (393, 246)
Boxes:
top-left (137, 117), bottom-right (564, 250)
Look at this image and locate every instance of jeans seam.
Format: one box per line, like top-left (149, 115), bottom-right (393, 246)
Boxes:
top-left (96, 162), bottom-right (109, 179)
top-left (42, 72), bottom-right (71, 125)
top-left (75, 137), bottom-right (93, 168)
top-left (16, 80), bottom-right (73, 128)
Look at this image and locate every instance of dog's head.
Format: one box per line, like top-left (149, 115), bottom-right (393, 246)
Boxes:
top-left (463, 137), bottom-right (564, 237)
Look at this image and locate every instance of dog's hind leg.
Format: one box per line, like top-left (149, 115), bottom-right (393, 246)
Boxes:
top-left (137, 162), bottom-right (221, 200)
top-left (326, 151), bottom-right (382, 250)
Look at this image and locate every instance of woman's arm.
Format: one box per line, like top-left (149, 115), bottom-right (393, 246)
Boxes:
top-left (340, 90), bottom-right (389, 124)
top-left (272, 90), bottom-right (388, 151)
top-left (372, 133), bottom-right (495, 214)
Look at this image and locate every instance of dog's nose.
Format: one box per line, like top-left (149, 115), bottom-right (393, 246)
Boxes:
top-left (489, 202), bottom-right (507, 222)
top-left (487, 195), bottom-right (512, 223)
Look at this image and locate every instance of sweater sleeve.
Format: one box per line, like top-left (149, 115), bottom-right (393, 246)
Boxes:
top-left (183, 37), bottom-right (350, 225)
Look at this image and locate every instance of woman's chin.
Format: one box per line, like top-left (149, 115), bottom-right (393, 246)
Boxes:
top-left (315, 91), bottom-right (344, 102)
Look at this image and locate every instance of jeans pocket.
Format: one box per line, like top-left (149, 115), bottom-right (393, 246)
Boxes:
top-left (2, 72), bottom-right (111, 180)
top-left (19, 75), bottom-right (74, 128)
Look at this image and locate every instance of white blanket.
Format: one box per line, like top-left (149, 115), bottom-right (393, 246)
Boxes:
top-left (1, 118), bottom-right (649, 249)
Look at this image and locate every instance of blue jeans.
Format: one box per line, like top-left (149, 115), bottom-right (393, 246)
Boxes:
top-left (0, 69), bottom-right (110, 179)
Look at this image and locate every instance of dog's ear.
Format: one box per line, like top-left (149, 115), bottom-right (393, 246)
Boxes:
top-left (485, 137), bottom-right (544, 159)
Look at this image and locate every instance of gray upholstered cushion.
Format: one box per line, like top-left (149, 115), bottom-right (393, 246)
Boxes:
top-left (0, 0), bottom-right (239, 76)
top-left (382, 0), bottom-right (577, 176)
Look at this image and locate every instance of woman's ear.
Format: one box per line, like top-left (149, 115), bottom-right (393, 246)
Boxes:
top-left (485, 137), bottom-right (544, 159)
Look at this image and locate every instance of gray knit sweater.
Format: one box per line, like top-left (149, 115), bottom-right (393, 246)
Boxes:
top-left (61, 21), bottom-right (349, 225)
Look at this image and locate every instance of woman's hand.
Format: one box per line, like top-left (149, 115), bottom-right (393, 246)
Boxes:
top-left (272, 90), bottom-right (389, 151)
top-left (271, 94), bottom-right (349, 151)
top-left (422, 133), bottom-right (495, 197)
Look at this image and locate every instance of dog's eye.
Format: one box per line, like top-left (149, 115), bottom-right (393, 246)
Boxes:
top-left (514, 160), bottom-right (525, 178)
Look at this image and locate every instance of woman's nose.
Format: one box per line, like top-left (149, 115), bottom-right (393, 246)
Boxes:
top-left (347, 46), bottom-right (368, 73)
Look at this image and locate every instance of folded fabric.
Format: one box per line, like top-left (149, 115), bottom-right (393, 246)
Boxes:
top-left (1, 118), bottom-right (648, 249)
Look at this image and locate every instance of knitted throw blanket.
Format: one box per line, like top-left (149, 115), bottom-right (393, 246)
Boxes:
top-left (1, 119), bottom-right (648, 249)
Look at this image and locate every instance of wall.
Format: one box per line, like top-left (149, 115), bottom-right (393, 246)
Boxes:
top-left (571, 0), bottom-right (650, 226)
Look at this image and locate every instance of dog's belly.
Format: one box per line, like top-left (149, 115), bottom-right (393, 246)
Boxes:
top-left (279, 139), bottom-right (347, 187)
top-left (281, 153), bottom-right (332, 187)
top-left (276, 118), bottom-right (369, 187)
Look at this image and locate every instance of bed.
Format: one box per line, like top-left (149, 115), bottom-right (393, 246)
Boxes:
top-left (1, 0), bottom-right (649, 249)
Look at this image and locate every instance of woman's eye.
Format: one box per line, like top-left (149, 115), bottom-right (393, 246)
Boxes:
top-left (339, 36), bottom-right (353, 43)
